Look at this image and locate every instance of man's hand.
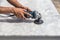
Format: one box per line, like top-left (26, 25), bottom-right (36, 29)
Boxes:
top-left (7, 0), bottom-right (32, 12)
top-left (13, 8), bottom-right (31, 19)
top-left (0, 7), bottom-right (31, 19)
top-left (7, 0), bottom-right (32, 19)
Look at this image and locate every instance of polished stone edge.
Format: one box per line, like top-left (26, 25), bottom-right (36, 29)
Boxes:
top-left (0, 36), bottom-right (60, 39)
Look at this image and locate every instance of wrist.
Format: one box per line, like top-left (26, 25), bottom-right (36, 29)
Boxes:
top-left (9, 7), bottom-right (17, 13)
top-left (0, 7), bottom-right (15, 13)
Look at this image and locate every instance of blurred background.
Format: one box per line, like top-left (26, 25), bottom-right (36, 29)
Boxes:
top-left (52, 0), bottom-right (60, 13)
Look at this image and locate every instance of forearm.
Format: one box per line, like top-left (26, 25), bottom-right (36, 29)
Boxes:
top-left (7, 0), bottom-right (24, 8)
top-left (0, 6), bottom-right (14, 14)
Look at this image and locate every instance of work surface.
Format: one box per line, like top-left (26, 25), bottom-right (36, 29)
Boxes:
top-left (0, 0), bottom-right (60, 36)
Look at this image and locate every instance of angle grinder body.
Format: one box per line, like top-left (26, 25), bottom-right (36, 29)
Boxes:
top-left (24, 11), bottom-right (44, 24)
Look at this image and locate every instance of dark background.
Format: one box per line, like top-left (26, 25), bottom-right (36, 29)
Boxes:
top-left (0, 36), bottom-right (60, 40)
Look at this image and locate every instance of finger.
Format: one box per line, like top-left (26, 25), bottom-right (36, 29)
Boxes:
top-left (24, 12), bottom-right (32, 16)
top-left (20, 13), bottom-right (26, 19)
top-left (22, 9), bottom-right (26, 11)
top-left (27, 8), bottom-right (32, 12)
top-left (13, 10), bottom-right (19, 18)
top-left (17, 13), bottom-right (22, 18)
top-left (14, 12), bottom-right (22, 19)
top-left (19, 15), bottom-right (22, 19)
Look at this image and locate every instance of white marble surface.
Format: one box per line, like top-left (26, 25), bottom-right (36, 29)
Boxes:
top-left (0, 0), bottom-right (60, 36)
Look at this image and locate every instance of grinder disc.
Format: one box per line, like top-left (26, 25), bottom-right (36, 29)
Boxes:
top-left (34, 19), bottom-right (44, 24)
